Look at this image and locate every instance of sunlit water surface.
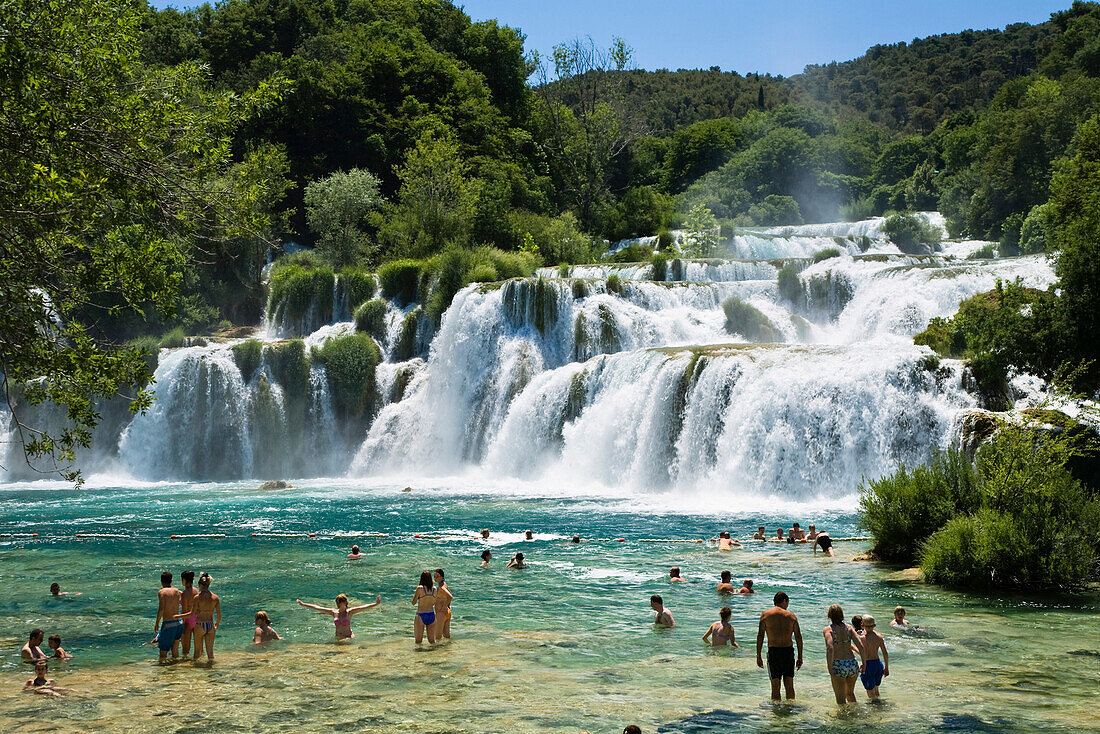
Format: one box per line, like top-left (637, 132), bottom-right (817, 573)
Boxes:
top-left (1, 479), bottom-right (1098, 733)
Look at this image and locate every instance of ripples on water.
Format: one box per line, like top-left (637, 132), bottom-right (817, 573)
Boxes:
top-left (1, 481), bottom-right (1098, 732)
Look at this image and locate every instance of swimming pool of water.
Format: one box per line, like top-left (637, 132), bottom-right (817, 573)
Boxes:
top-left (2, 479), bottom-right (1098, 733)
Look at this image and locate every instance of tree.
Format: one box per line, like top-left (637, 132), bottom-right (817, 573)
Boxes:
top-left (304, 169), bottom-right (384, 266)
top-left (380, 131), bottom-right (481, 258)
top-left (0, 0), bottom-right (282, 480)
top-left (681, 204), bottom-right (720, 258)
top-left (531, 37), bottom-right (646, 228)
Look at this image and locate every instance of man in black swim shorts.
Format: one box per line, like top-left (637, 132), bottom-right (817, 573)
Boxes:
top-left (757, 591), bottom-right (803, 700)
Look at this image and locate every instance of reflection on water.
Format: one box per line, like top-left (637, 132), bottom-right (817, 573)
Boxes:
top-left (1, 481), bottom-right (1098, 732)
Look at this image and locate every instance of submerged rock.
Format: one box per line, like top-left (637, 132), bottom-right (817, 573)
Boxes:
top-left (258, 480), bottom-right (293, 490)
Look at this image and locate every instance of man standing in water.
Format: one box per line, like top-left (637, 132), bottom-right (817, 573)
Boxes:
top-left (154, 571), bottom-right (183, 663)
top-left (179, 570), bottom-right (199, 659)
top-left (756, 592), bottom-right (803, 701)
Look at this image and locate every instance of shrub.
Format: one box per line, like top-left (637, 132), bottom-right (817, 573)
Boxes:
top-left (608, 244), bottom-right (653, 263)
top-left (269, 264), bottom-right (335, 323)
top-left (266, 339), bottom-right (310, 399)
top-left (721, 297), bottom-right (783, 342)
top-left (159, 327), bottom-right (187, 349)
top-left (606, 274), bottom-right (622, 293)
top-left (312, 333), bottom-right (381, 416)
top-left (777, 264), bottom-right (803, 306)
top-left (467, 264), bottom-right (498, 283)
top-left (125, 335), bottom-right (161, 372)
top-left (425, 247), bottom-right (469, 322)
top-left (858, 447), bottom-right (982, 563)
top-left (883, 212), bottom-right (942, 254)
top-left (378, 259), bottom-right (424, 305)
top-left (338, 268), bottom-right (376, 311)
top-left (395, 311), bottom-right (420, 361)
top-left (657, 229), bottom-right (676, 251)
top-left (557, 263), bottom-right (571, 278)
top-left (812, 247), bottom-right (841, 263)
top-left (840, 196), bottom-right (874, 222)
top-left (967, 243), bottom-right (996, 260)
top-left (1019, 202), bottom-right (1053, 255)
top-left (232, 339), bottom-right (263, 380)
top-left (650, 252), bottom-right (668, 281)
top-left (354, 300), bottom-right (388, 338)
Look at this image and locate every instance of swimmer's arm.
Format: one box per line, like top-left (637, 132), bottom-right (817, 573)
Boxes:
top-left (296, 600), bottom-right (334, 614)
top-left (794, 619), bottom-right (803, 669)
top-left (702, 624), bottom-right (713, 643)
top-left (730, 628), bottom-right (738, 647)
top-left (348, 596), bottom-right (381, 614)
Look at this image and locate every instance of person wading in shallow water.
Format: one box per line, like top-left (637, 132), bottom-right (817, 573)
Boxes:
top-left (412, 570), bottom-right (437, 645)
top-left (188, 572), bottom-right (221, 664)
top-left (824, 603), bottom-right (864, 705)
top-left (154, 572), bottom-right (183, 663)
top-left (433, 568), bottom-right (453, 640)
top-left (757, 591), bottom-right (803, 701)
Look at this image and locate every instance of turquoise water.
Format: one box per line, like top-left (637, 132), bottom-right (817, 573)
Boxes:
top-left (2, 479), bottom-right (1098, 733)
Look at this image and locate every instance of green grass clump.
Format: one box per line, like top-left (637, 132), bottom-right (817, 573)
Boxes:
top-left (966, 243), bottom-right (996, 260)
top-left (378, 259), bottom-right (424, 306)
top-left (466, 264), bottom-right (499, 283)
top-left (394, 311), bottom-right (420, 361)
top-left (311, 333), bottom-right (381, 416)
top-left (265, 339), bottom-right (310, 399)
top-left (650, 252), bottom-right (668, 281)
top-left (159, 327), bottom-right (187, 349)
top-left (269, 263), bottom-right (335, 324)
top-left (606, 274), bottom-right (622, 293)
top-left (812, 247), bottom-right (842, 263)
top-left (777, 264), bottom-right (803, 306)
top-left (883, 212), bottom-right (942, 254)
top-left (232, 339), bottom-right (263, 380)
top-left (608, 244), bottom-right (653, 263)
top-left (354, 300), bottom-right (388, 339)
top-left (721, 297), bottom-right (783, 342)
top-left (338, 267), bottom-right (376, 311)
top-left (557, 263), bottom-right (571, 278)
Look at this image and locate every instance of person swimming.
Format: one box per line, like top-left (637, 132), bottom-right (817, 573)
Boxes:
top-left (49, 583), bottom-right (80, 596)
top-left (507, 552), bottom-right (526, 568)
top-left (703, 606), bottom-right (738, 647)
top-left (737, 579), bottom-right (754, 594)
top-left (479, 549), bottom-right (492, 567)
top-left (297, 593), bottom-right (381, 641)
top-left (715, 531), bottom-right (741, 549)
top-left (775, 527), bottom-right (786, 541)
top-left (717, 570), bottom-right (736, 594)
top-left (413, 570), bottom-right (438, 645)
top-left (570, 535), bottom-right (581, 543)
top-left (813, 532), bottom-right (834, 557)
top-left (753, 526), bottom-right (767, 540)
top-left (23, 660), bottom-right (71, 697)
top-left (347, 545), bottom-right (363, 560)
top-left (890, 606), bottom-right (910, 628)
top-left (479, 529), bottom-right (490, 539)
top-left (253, 611), bottom-right (282, 645)
top-left (788, 523), bottom-right (806, 543)
top-left (524, 530), bottom-right (533, 540)
top-left (669, 567), bottom-right (685, 583)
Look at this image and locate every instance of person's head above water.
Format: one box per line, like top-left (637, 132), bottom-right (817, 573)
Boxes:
top-left (181, 570), bottom-right (194, 586)
top-left (720, 570), bottom-right (731, 582)
top-left (743, 579), bottom-right (753, 588)
top-left (255, 611), bottom-right (270, 626)
top-left (29, 629), bottom-right (43, 643)
top-left (720, 606), bottom-right (732, 622)
top-left (524, 530), bottom-right (533, 539)
top-left (773, 591), bottom-right (789, 609)
top-left (758, 526), bottom-right (765, 532)
top-left (624, 727), bottom-right (642, 734)
top-left (350, 545), bottom-right (359, 554)
top-left (513, 552), bottom-right (524, 561)
top-left (50, 583), bottom-right (60, 595)
top-left (480, 529), bottom-right (490, 539)
top-left (480, 549), bottom-right (492, 561)
top-left (775, 528), bottom-right (784, 537)
top-left (161, 571), bottom-right (172, 587)
top-left (827, 604), bottom-right (845, 624)
top-left (335, 593), bottom-right (349, 609)
top-left (720, 531), bottom-right (730, 539)
top-left (893, 605), bottom-right (906, 620)
top-left (669, 567), bottom-right (681, 577)
top-left (48, 635), bottom-right (61, 648)
top-left (34, 659), bottom-right (47, 675)
top-left (650, 594), bottom-right (663, 607)
top-left (792, 523), bottom-right (800, 530)
top-left (571, 535), bottom-right (580, 543)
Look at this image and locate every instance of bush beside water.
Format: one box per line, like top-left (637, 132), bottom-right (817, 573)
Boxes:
top-left (311, 333), bottom-right (381, 416)
top-left (721, 297), bottom-right (783, 342)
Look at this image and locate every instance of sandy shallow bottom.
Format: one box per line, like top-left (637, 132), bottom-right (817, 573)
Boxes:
top-left (2, 481), bottom-right (1099, 732)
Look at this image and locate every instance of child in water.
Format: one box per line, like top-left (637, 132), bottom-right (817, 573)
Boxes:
top-left (703, 607), bottom-right (738, 647)
top-left (297, 594), bottom-right (381, 640)
top-left (47, 635), bottom-right (72, 660)
top-left (479, 549), bottom-right (492, 567)
top-left (890, 606), bottom-right (910, 629)
top-left (24, 661), bottom-right (72, 697)
top-left (253, 611), bottom-right (282, 645)
top-left (858, 615), bottom-right (889, 698)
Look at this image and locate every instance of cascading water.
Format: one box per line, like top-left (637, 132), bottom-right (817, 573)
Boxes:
top-left (1, 215), bottom-right (1059, 497)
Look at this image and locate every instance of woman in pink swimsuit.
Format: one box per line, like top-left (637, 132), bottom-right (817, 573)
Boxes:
top-left (297, 593), bottom-right (380, 641)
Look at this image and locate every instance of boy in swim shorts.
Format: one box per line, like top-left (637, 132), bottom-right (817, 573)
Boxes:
top-left (858, 615), bottom-right (889, 698)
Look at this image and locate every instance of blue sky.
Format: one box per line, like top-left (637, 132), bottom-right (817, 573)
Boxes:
top-left (151, 0), bottom-right (1071, 77)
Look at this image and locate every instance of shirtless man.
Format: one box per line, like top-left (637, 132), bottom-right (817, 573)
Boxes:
top-left (669, 567), bottom-right (685, 583)
top-left (650, 595), bottom-right (675, 627)
top-left (717, 570), bottom-right (736, 594)
top-left (715, 531), bottom-right (741, 549)
top-left (738, 579), bottom-right (755, 594)
top-left (756, 592), bottom-right (803, 701)
top-left (753, 526), bottom-right (767, 540)
top-left (179, 570), bottom-right (199, 659)
top-left (806, 524), bottom-right (820, 541)
top-left (788, 523), bottom-right (806, 542)
top-left (21, 629), bottom-right (46, 662)
top-left (188, 572), bottom-right (221, 664)
top-left (775, 527), bottom-right (786, 541)
top-left (154, 571), bottom-right (183, 663)
top-left (347, 545), bottom-right (363, 560)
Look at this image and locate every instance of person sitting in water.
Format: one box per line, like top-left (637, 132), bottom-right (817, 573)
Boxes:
top-left (890, 606), bottom-right (910, 629)
top-left (154, 571), bottom-right (183, 664)
top-left (717, 570), bottom-right (736, 594)
top-left (737, 579), bottom-right (754, 594)
top-left (789, 523), bottom-right (807, 543)
top-left (669, 567), bottom-right (685, 583)
top-left (753, 526), bottom-right (767, 540)
top-left (650, 595), bottom-right (675, 627)
top-left (858, 615), bottom-right (889, 699)
top-left (253, 611), bottom-right (282, 645)
top-left (412, 571), bottom-right (438, 645)
top-left (812, 532), bottom-right (834, 557)
top-left (347, 545), bottom-right (363, 560)
top-left (47, 635), bottom-right (72, 660)
top-left (21, 629), bottom-right (46, 662)
top-left (24, 660), bottom-right (71, 697)
top-left (479, 549), bottom-right (492, 567)
top-left (507, 552), bottom-right (526, 568)
top-left (775, 527), bottom-right (786, 541)
top-left (49, 583), bottom-right (80, 596)
top-left (703, 606), bottom-right (738, 647)
top-left (806, 524), bottom-right (820, 540)
top-left (297, 592), bottom-right (380, 641)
